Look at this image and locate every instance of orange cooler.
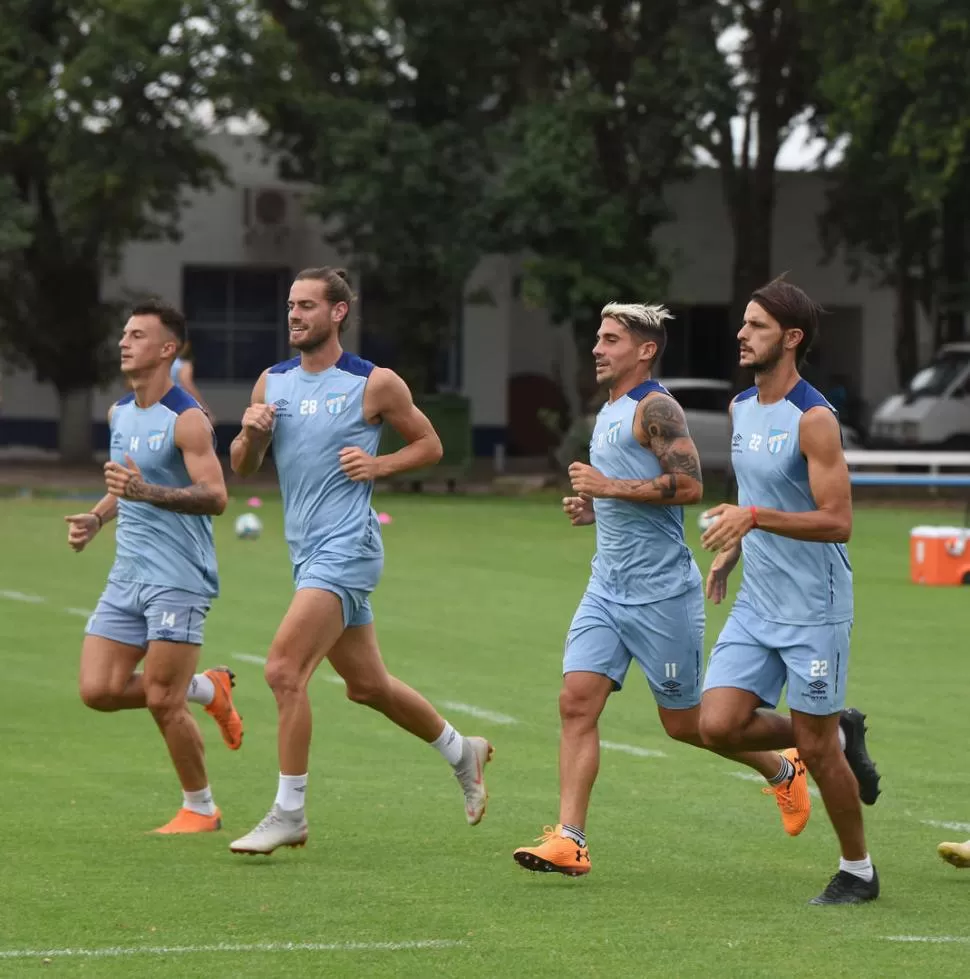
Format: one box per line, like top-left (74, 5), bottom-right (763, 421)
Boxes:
top-left (909, 526), bottom-right (970, 585)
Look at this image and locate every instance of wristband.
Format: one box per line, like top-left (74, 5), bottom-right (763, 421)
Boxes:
top-left (749, 506), bottom-right (758, 528)
top-left (91, 511), bottom-right (103, 529)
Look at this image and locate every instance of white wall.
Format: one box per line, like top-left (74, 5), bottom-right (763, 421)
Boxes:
top-left (1, 134), bottom-right (349, 432)
top-left (507, 169), bottom-right (908, 412)
top-left (0, 136), bottom-right (922, 445)
top-left (460, 255), bottom-right (512, 428)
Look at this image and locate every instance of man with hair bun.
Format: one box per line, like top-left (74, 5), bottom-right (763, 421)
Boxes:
top-left (229, 267), bottom-right (493, 855)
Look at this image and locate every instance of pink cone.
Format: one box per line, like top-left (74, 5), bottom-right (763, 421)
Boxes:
top-left (247, 496), bottom-right (263, 508)
top-left (377, 512), bottom-right (392, 525)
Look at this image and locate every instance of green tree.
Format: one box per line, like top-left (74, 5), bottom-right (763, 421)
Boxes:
top-left (810, 0), bottom-right (970, 383)
top-left (255, 0), bottom-right (523, 393)
top-left (0, 0), bottom-right (259, 460)
top-left (694, 0), bottom-right (819, 343)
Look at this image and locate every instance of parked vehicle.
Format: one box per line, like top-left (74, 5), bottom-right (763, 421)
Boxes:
top-left (869, 343), bottom-right (970, 449)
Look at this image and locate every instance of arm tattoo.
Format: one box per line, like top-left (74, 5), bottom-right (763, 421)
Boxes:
top-left (640, 397), bottom-right (703, 484)
top-left (126, 478), bottom-right (223, 515)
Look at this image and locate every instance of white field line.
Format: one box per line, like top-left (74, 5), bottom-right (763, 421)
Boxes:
top-left (0, 590), bottom-right (45, 603)
top-left (600, 740), bottom-right (667, 758)
top-left (0, 939), bottom-right (463, 961)
top-left (229, 654), bottom-right (517, 720)
top-left (883, 936), bottom-right (970, 944)
top-left (63, 607), bottom-right (92, 618)
top-left (439, 701), bottom-right (518, 725)
top-left (921, 819), bottom-right (970, 833)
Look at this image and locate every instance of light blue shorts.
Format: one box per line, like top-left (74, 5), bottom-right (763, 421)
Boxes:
top-left (294, 553), bottom-right (381, 630)
top-left (563, 586), bottom-right (705, 709)
top-left (703, 601), bottom-right (852, 716)
top-left (85, 581), bottom-right (210, 648)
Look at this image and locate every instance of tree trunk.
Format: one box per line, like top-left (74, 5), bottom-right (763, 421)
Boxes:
top-left (894, 272), bottom-right (918, 388)
top-left (725, 167), bottom-right (775, 391)
top-left (57, 387), bottom-right (94, 464)
top-left (937, 186), bottom-right (967, 346)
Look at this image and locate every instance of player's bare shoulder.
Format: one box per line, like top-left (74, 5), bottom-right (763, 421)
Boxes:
top-left (251, 367), bottom-right (271, 405)
top-left (362, 365), bottom-right (410, 424)
top-left (634, 390), bottom-right (691, 448)
top-left (799, 403), bottom-right (845, 457)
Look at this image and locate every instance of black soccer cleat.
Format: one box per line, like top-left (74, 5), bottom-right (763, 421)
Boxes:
top-left (839, 708), bottom-right (881, 805)
top-left (809, 867), bottom-right (879, 905)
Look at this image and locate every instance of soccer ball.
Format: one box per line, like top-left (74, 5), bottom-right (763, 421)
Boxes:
top-left (697, 510), bottom-right (720, 533)
top-left (234, 512), bottom-right (263, 540)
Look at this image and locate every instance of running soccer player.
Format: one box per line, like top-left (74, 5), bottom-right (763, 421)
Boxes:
top-left (699, 276), bottom-right (882, 905)
top-left (66, 299), bottom-right (242, 834)
top-left (512, 302), bottom-right (811, 877)
top-left (228, 267), bottom-right (492, 855)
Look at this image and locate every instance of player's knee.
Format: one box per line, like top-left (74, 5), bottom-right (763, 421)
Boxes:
top-left (143, 681), bottom-right (183, 716)
top-left (558, 685), bottom-right (601, 726)
top-left (79, 681), bottom-right (119, 712)
top-left (264, 655), bottom-right (303, 699)
top-left (698, 711), bottom-right (742, 750)
top-left (794, 731), bottom-right (839, 774)
top-left (660, 711), bottom-right (702, 745)
top-left (344, 676), bottom-right (389, 708)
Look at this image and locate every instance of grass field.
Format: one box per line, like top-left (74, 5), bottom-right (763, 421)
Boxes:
top-left (1, 492), bottom-right (969, 977)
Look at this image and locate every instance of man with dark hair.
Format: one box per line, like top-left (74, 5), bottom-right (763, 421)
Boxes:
top-left (64, 301), bottom-right (243, 833)
top-left (512, 302), bottom-right (810, 877)
top-left (698, 276), bottom-right (882, 905)
top-left (228, 267), bottom-right (493, 855)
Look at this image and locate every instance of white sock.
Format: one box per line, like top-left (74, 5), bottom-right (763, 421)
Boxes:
top-left (839, 854), bottom-right (874, 882)
top-left (275, 773), bottom-right (308, 812)
top-left (183, 787), bottom-right (216, 816)
top-left (432, 721), bottom-right (464, 766)
top-left (186, 673), bottom-right (215, 706)
top-left (837, 725), bottom-right (847, 751)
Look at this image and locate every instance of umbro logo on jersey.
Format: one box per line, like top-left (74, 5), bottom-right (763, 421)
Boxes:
top-left (274, 399), bottom-right (289, 408)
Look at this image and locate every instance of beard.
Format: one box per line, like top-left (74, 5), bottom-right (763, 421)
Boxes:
top-left (749, 338), bottom-right (786, 374)
top-left (290, 326), bottom-right (331, 352)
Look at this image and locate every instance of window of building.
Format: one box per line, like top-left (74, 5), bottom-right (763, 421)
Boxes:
top-left (182, 266), bottom-right (290, 381)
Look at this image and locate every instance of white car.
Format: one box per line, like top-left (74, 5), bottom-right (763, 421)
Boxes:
top-left (660, 378), bottom-right (861, 471)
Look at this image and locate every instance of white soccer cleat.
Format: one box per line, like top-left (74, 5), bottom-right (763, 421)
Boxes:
top-left (229, 804), bottom-right (308, 855)
top-left (938, 839), bottom-right (970, 868)
top-left (454, 736), bottom-right (493, 826)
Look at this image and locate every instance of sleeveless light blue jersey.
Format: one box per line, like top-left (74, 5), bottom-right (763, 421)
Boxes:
top-left (107, 387), bottom-right (219, 598)
top-left (170, 357), bottom-right (184, 383)
top-left (731, 379), bottom-right (852, 625)
top-left (586, 380), bottom-right (700, 605)
top-left (265, 352), bottom-right (383, 572)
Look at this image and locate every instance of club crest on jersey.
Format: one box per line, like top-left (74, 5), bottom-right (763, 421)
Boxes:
top-left (767, 428), bottom-right (790, 455)
top-left (325, 393), bottom-right (348, 416)
top-left (594, 420), bottom-right (622, 450)
top-left (147, 430), bottom-right (165, 452)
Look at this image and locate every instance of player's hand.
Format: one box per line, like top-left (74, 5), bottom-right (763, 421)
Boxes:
top-left (242, 402), bottom-right (275, 437)
top-left (567, 462), bottom-right (612, 498)
top-left (705, 547), bottom-right (740, 604)
top-left (339, 446), bottom-right (383, 482)
top-left (562, 495), bottom-right (595, 526)
top-left (701, 503), bottom-right (754, 552)
top-left (64, 513), bottom-right (101, 553)
top-left (104, 454), bottom-right (144, 499)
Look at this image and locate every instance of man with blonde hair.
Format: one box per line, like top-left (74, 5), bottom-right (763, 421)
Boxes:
top-left (513, 302), bottom-right (809, 876)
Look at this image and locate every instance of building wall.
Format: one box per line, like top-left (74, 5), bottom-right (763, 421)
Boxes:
top-left (0, 136), bottom-right (925, 455)
top-left (505, 169), bottom-right (927, 419)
